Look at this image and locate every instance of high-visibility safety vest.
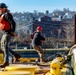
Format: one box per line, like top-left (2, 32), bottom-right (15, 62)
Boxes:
top-left (0, 13), bottom-right (10, 31)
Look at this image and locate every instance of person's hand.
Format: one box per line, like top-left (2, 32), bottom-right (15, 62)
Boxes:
top-left (11, 32), bottom-right (16, 37)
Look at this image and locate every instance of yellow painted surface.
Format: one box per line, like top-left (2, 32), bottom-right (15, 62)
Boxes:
top-left (19, 58), bottom-right (38, 63)
top-left (50, 58), bottom-right (61, 75)
top-left (0, 53), bottom-right (4, 64)
top-left (61, 68), bottom-right (67, 72)
top-left (0, 71), bottom-right (31, 75)
top-left (45, 68), bottom-right (67, 75)
top-left (5, 64), bottom-right (37, 75)
top-left (45, 71), bottom-right (51, 75)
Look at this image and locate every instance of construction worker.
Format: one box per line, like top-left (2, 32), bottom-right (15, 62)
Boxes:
top-left (0, 3), bottom-right (21, 67)
top-left (31, 26), bottom-right (45, 62)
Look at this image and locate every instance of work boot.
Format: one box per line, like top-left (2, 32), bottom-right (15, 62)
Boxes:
top-left (0, 61), bottom-right (9, 68)
top-left (14, 53), bottom-right (21, 62)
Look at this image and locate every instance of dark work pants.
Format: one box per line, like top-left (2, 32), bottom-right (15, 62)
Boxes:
top-left (1, 33), bottom-right (16, 63)
top-left (32, 45), bottom-right (45, 62)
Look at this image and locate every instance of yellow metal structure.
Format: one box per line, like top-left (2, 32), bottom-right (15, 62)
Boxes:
top-left (45, 57), bottom-right (62, 75)
top-left (50, 58), bottom-right (61, 75)
top-left (0, 50), bottom-right (4, 64)
top-left (19, 58), bottom-right (38, 63)
top-left (0, 71), bottom-right (31, 75)
top-left (4, 64), bottom-right (38, 75)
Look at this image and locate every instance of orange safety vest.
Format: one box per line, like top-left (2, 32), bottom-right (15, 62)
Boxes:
top-left (0, 13), bottom-right (10, 31)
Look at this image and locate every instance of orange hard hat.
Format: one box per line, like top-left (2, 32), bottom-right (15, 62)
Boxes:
top-left (36, 26), bottom-right (42, 31)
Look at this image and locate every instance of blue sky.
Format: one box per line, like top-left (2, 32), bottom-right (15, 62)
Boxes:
top-left (0, 0), bottom-right (76, 13)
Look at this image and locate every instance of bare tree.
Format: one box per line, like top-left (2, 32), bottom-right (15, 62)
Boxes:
top-left (62, 19), bottom-right (74, 47)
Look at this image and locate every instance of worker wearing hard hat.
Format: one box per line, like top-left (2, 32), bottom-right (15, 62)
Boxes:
top-left (31, 26), bottom-right (45, 62)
